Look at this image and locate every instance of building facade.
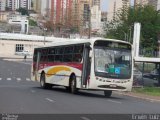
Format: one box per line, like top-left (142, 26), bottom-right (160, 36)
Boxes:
top-left (0, 0), bottom-right (7, 11)
top-left (0, 33), bottom-right (56, 56)
top-left (135, 0), bottom-right (160, 10)
top-left (91, 5), bottom-right (101, 34)
top-left (5, 0), bottom-right (32, 11)
top-left (32, 0), bottom-right (41, 14)
top-left (91, 0), bottom-right (101, 9)
top-left (107, 0), bottom-right (130, 22)
top-left (134, 0), bottom-right (148, 5)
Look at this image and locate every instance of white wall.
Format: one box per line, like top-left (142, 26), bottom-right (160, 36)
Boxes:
top-left (0, 40), bottom-right (45, 56)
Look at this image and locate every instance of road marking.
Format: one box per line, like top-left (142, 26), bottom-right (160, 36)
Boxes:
top-left (18, 61), bottom-right (31, 65)
top-left (0, 78), bottom-right (2, 81)
top-left (26, 78), bottom-right (31, 81)
top-left (31, 90), bottom-right (36, 93)
top-left (45, 98), bottom-right (55, 103)
top-left (17, 78), bottom-right (21, 81)
top-left (81, 117), bottom-right (91, 120)
top-left (107, 99), bottom-right (122, 104)
top-left (7, 78), bottom-right (11, 81)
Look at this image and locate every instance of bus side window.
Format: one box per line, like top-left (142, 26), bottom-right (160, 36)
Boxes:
top-left (33, 49), bottom-right (38, 62)
top-left (74, 45), bottom-right (83, 53)
top-left (63, 54), bottom-right (73, 62)
top-left (64, 46), bottom-right (73, 54)
top-left (63, 46), bottom-right (73, 62)
top-left (72, 45), bottom-right (83, 62)
top-left (55, 55), bottom-right (63, 62)
top-left (40, 49), bottom-right (48, 62)
top-left (48, 48), bottom-right (55, 62)
top-left (56, 47), bottom-right (64, 54)
top-left (48, 55), bottom-right (55, 62)
top-left (73, 53), bottom-right (82, 62)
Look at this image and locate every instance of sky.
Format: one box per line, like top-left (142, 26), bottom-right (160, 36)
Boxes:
top-left (101, 0), bottom-right (135, 12)
top-left (101, 0), bottom-right (109, 11)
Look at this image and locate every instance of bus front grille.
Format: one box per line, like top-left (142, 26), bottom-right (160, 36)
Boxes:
top-left (98, 85), bottom-right (126, 89)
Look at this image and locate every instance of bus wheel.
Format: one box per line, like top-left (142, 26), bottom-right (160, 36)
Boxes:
top-left (70, 76), bottom-right (78, 94)
top-left (104, 90), bottom-right (112, 97)
top-left (40, 73), bottom-right (52, 89)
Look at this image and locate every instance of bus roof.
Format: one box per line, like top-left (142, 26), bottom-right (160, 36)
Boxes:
top-left (35, 37), bottom-right (131, 49)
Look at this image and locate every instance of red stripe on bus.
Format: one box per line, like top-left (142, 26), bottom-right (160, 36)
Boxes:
top-left (33, 62), bottom-right (83, 71)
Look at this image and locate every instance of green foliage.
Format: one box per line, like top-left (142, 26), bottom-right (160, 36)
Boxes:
top-left (133, 87), bottom-right (160, 96)
top-left (69, 27), bottom-right (79, 33)
top-left (29, 19), bottom-right (37, 26)
top-left (16, 7), bottom-right (29, 16)
top-left (105, 5), bottom-right (160, 57)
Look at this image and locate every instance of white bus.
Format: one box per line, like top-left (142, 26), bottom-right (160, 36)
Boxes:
top-left (31, 38), bottom-right (133, 97)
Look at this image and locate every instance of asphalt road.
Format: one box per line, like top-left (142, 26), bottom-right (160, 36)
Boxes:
top-left (0, 58), bottom-right (160, 115)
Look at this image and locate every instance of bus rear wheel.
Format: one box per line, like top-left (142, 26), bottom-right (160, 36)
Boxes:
top-left (70, 76), bottom-right (78, 94)
top-left (40, 73), bottom-right (52, 89)
top-left (104, 90), bottom-right (112, 97)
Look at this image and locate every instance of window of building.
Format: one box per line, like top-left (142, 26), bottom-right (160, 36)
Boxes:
top-left (15, 44), bottom-right (24, 52)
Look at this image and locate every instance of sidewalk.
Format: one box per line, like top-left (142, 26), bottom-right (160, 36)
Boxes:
top-left (0, 54), bottom-right (32, 61)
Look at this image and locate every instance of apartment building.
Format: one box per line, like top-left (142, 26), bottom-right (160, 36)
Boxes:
top-left (107, 0), bottom-right (130, 22)
top-left (91, 5), bottom-right (101, 33)
top-left (32, 0), bottom-right (41, 14)
top-left (41, 0), bottom-right (50, 17)
top-left (134, 0), bottom-right (160, 10)
top-left (134, 0), bottom-right (148, 5)
top-left (92, 0), bottom-right (101, 9)
top-left (6, 0), bottom-right (32, 11)
top-left (19, 0), bottom-right (32, 9)
top-left (0, 0), bottom-right (6, 11)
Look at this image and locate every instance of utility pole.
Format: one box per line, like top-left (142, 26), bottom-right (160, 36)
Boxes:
top-left (88, 5), bottom-right (91, 39)
top-left (43, 28), bottom-right (47, 45)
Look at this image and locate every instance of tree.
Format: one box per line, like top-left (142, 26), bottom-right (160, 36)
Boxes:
top-left (29, 19), bottom-right (37, 26)
top-left (16, 7), bottom-right (29, 16)
top-left (105, 5), bottom-right (160, 57)
top-left (45, 21), bottom-right (55, 31)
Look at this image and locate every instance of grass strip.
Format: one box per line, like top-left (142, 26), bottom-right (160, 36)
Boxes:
top-left (132, 87), bottom-right (160, 96)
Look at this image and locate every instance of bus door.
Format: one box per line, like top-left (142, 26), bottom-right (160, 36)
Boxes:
top-left (81, 44), bottom-right (91, 88)
top-left (35, 51), bottom-right (41, 81)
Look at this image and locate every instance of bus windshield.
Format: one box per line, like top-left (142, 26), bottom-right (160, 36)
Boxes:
top-left (94, 43), bottom-right (132, 79)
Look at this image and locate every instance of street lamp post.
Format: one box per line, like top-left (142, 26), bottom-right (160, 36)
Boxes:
top-left (88, 6), bottom-right (91, 39)
top-left (122, 31), bottom-right (127, 41)
top-left (43, 28), bottom-right (47, 45)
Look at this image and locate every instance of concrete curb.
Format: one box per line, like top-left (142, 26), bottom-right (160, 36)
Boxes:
top-left (117, 92), bottom-right (160, 103)
top-left (3, 58), bottom-right (32, 62)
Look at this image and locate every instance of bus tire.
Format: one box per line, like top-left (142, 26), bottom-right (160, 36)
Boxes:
top-left (70, 75), bottom-right (78, 94)
top-left (104, 90), bottom-right (112, 97)
top-left (40, 73), bottom-right (52, 89)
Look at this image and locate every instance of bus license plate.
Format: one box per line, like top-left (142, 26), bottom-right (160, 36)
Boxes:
top-left (110, 84), bottom-right (117, 88)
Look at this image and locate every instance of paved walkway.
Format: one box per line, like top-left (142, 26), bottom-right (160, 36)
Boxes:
top-left (0, 54), bottom-right (32, 61)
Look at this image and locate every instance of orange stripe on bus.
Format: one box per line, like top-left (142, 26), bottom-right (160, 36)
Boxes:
top-left (46, 66), bottom-right (71, 77)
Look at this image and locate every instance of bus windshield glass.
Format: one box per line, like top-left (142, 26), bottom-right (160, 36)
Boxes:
top-left (94, 41), bottom-right (132, 79)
